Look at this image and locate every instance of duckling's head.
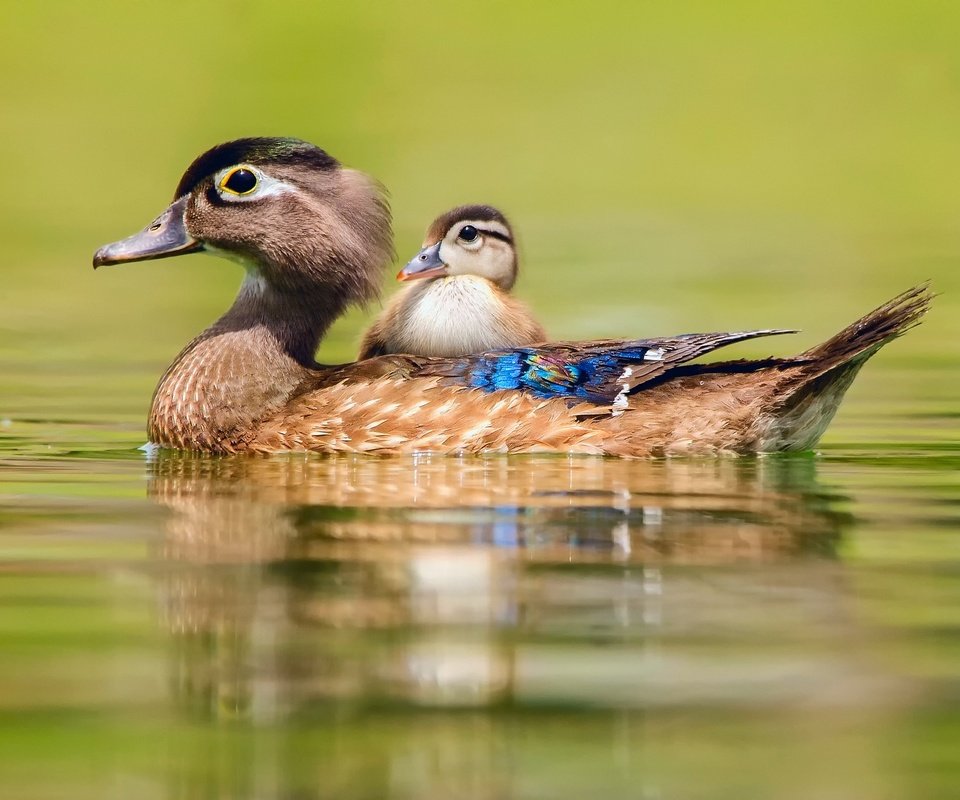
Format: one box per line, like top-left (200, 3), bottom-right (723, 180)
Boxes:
top-left (94, 137), bottom-right (392, 304)
top-left (399, 205), bottom-right (518, 290)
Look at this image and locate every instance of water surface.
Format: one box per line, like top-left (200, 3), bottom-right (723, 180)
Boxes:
top-left (2, 374), bottom-right (958, 798)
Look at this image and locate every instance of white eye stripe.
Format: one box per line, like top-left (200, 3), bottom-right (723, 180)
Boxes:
top-left (213, 166), bottom-right (295, 203)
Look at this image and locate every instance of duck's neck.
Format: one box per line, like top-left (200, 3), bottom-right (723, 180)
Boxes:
top-left (148, 275), bottom-right (343, 451)
top-left (210, 274), bottom-right (338, 364)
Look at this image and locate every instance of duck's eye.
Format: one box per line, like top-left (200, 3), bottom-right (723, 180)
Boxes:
top-left (220, 167), bottom-right (258, 196)
top-left (458, 225), bottom-right (479, 243)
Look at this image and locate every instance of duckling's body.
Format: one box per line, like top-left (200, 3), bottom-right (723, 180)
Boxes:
top-left (94, 138), bottom-right (931, 457)
top-left (361, 275), bottom-right (545, 358)
top-left (359, 205), bottom-right (545, 358)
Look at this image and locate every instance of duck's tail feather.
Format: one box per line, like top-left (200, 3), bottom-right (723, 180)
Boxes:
top-left (799, 283), bottom-right (932, 365)
top-left (761, 284), bottom-right (933, 451)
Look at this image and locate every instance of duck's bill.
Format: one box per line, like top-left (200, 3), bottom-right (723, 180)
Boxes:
top-left (397, 241), bottom-right (448, 281)
top-left (93, 196), bottom-right (203, 268)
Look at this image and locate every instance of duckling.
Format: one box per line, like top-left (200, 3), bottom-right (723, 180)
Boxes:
top-left (93, 137), bottom-right (931, 456)
top-left (359, 205), bottom-right (545, 358)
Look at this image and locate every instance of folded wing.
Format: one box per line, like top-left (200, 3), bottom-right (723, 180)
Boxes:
top-left (417, 329), bottom-right (798, 403)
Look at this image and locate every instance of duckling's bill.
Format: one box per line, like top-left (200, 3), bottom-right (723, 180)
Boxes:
top-left (397, 241), bottom-right (447, 281)
top-left (93, 196), bottom-right (203, 268)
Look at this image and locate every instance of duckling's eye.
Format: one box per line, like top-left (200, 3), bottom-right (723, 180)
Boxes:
top-left (458, 225), bottom-right (479, 242)
top-left (220, 167), bottom-right (258, 196)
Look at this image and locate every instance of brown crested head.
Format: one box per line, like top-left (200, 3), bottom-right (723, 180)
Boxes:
top-left (177, 138), bottom-right (392, 304)
top-left (407, 204), bottom-right (518, 290)
top-left (94, 137), bottom-right (392, 308)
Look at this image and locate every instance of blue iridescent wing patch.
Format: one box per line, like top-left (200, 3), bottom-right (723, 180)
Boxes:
top-left (425, 330), bottom-right (797, 406)
top-left (465, 346), bottom-right (660, 402)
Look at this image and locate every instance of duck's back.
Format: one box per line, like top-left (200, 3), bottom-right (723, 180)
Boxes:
top-left (359, 275), bottom-right (546, 359)
top-left (260, 286), bottom-right (930, 457)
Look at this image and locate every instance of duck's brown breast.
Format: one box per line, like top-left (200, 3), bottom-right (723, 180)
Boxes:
top-left (148, 328), bottom-right (312, 453)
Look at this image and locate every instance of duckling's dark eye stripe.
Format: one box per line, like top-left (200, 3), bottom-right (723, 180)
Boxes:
top-left (477, 228), bottom-right (512, 244)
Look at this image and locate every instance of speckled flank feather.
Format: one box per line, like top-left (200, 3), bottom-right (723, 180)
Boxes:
top-left (248, 367), bottom-right (795, 457)
top-left (258, 378), bottom-right (613, 455)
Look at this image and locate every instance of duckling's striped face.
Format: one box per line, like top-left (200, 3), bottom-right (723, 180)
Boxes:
top-left (399, 205), bottom-right (518, 291)
top-left (94, 137), bottom-right (392, 303)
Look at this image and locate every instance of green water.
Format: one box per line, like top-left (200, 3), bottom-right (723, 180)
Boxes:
top-left (3, 1), bottom-right (960, 797)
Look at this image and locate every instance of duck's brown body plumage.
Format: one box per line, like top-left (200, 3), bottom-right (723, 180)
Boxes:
top-left (150, 285), bottom-right (930, 457)
top-left (93, 138), bottom-right (931, 457)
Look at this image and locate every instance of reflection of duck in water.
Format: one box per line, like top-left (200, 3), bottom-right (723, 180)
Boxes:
top-left (95, 137), bottom-right (930, 455)
top-left (151, 452), bottom-right (845, 558)
top-left (151, 452), bottom-right (849, 723)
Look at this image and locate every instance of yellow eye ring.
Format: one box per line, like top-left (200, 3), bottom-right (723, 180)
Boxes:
top-left (219, 166), bottom-right (259, 196)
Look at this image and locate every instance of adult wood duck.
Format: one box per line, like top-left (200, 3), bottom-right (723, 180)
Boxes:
top-left (93, 137), bottom-right (931, 456)
top-left (358, 205), bottom-right (546, 358)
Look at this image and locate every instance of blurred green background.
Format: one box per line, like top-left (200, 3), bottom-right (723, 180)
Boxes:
top-left (2, 0), bottom-right (957, 433)
top-left (3, 5), bottom-right (960, 798)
